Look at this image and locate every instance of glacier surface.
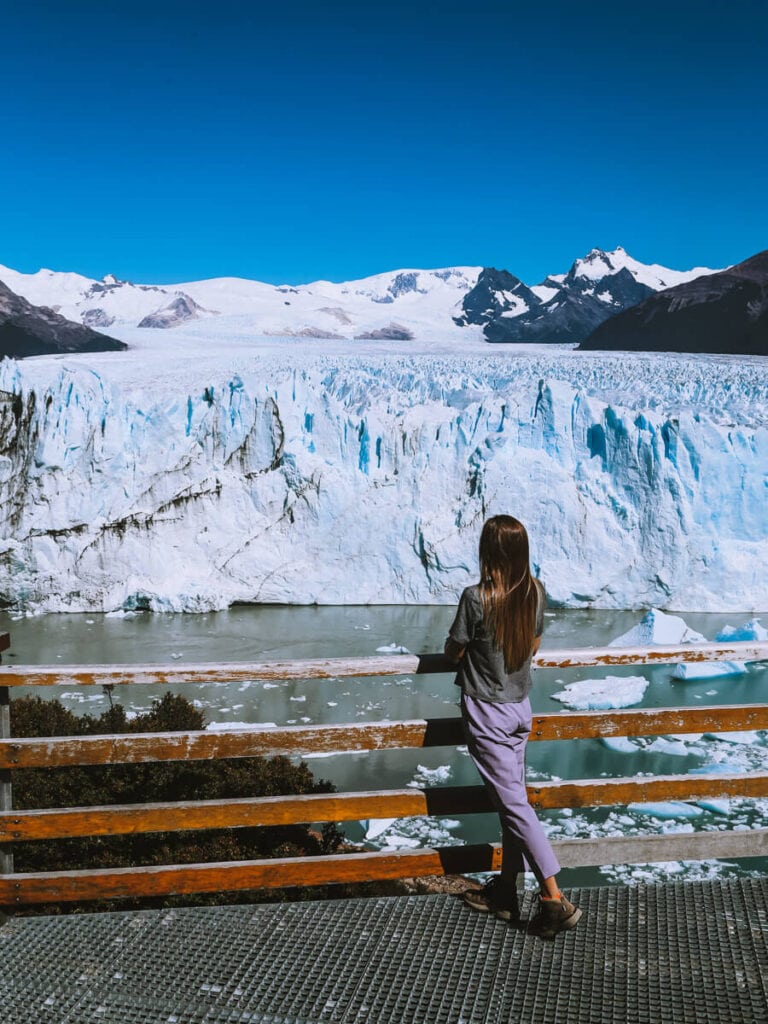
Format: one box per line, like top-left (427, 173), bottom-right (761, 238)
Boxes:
top-left (0, 333), bottom-right (767, 613)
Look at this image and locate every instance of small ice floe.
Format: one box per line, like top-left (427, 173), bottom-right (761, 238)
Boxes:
top-left (364, 818), bottom-right (398, 840)
top-left (608, 609), bottom-right (706, 647)
top-left (289, 695), bottom-right (307, 702)
top-left (407, 764), bottom-right (452, 788)
top-left (716, 618), bottom-right (768, 642)
top-left (628, 801), bottom-right (703, 819)
top-left (85, 619), bottom-right (95, 625)
top-left (170, 652), bottom-right (184, 660)
top-left (645, 737), bottom-right (694, 757)
top-left (105, 609), bottom-right (136, 618)
top-left (354, 624), bottom-right (371, 631)
top-left (375, 643), bottom-right (411, 654)
top-left (551, 675), bottom-right (648, 710)
top-left (704, 730), bottom-right (761, 745)
top-left (672, 661), bottom-right (746, 680)
top-left (690, 762), bottom-right (742, 775)
top-left (696, 799), bottom-right (731, 815)
top-left (600, 736), bottom-right (638, 754)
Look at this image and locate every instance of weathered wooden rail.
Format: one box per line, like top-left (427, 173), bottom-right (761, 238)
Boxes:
top-left (1, 636), bottom-right (768, 907)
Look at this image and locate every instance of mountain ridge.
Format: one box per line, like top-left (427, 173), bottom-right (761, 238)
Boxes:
top-left (580, 249), bottom-right (768, 355)
top-left (0, 248), bottom-right (721, 349)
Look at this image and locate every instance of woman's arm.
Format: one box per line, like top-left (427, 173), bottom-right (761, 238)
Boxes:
top-left (444, 637), bottom-right (466, 663)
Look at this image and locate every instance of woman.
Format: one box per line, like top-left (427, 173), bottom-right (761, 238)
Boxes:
top-left (444, 514), bottom-right (581, 939)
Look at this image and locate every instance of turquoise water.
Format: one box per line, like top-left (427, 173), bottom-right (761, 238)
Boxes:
top-left (2, 605), bottom-right (767, 887)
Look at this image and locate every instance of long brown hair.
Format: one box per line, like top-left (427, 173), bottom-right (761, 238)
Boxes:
top-left (478, 515), bottom-right (540, 672)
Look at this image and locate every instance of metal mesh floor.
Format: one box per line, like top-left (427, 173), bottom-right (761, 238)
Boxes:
top-left (1, 879), bottom-right (767, 1024)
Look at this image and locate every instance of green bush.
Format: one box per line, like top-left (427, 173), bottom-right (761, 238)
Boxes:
top-left (8, 692), bottom-right (346, 912)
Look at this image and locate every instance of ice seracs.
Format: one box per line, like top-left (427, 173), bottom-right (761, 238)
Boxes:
top-left (0, 343), bottom-right (766, 614)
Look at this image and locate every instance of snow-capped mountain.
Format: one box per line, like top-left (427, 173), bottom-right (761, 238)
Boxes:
top-left (581, 249), bottom-right (768, 356)
top-left (0, 280), bottom-right (126, 358)
top-left (455, 247), bottom-right (720, 344)
top-left (0, 263), bottom-right (482, 344)
top-left (0, 248), bottom-right (720, 347)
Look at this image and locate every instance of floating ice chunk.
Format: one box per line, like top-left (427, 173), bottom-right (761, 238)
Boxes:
top-left (408, 764), bottom-right (452, 788)
top-left (551, 675), bottom-right (648, 710)
top-left (381, 835), bottom-right (421, 848)
top-left (608, 609), bottom-right (706, 647)
top-left (645, 737), bottom-right (694, 757)
top-left (672, 660), bottom-right (747, 680)
top-left (364, 818), bottom-right (398, 840)
top-left (690, 762), bottom-right (742, 774)
top-left (600, 736), bottom-right (639, 753)
top-left (628, 801), bottom-right (703, 819)
top-left (696, 799), bottom-right (731, 815)
top-left (704, 731), bottom-right (761, 745)
top-left (375, 643), bottom-right (411, 654)
top-left (716, 618), bottom-right (768, 642)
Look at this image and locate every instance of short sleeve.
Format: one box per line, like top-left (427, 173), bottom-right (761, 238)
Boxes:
top-left (534, 579), bottom-right (546, 637)
top-left (448, 588), bottom-right (475, 646)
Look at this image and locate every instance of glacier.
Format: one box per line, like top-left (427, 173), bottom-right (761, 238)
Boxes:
top-left (0, 333), bottom-right (767, 614)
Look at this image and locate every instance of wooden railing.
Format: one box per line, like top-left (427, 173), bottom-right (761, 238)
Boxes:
top-left (1, 636), bottom-right (768, 907)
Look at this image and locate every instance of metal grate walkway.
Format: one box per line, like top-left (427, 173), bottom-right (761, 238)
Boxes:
top-left (1, 879), bottom-right (767, 1023)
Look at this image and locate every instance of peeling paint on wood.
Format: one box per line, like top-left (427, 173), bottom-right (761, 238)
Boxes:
top-left (0, 642), bottom-right (765, 687)
top-left (2, 705), bottom-right (766, 769)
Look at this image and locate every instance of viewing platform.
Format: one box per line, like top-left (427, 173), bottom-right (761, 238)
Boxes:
top-left (1, 635), bottom-right (768, 1021)
top-left (2, 878), bottom-right (768, 1023)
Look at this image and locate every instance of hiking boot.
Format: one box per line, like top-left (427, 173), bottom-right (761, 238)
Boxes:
top-left (528, 894), bottom-right (582, 939)
top-left (462, 877), bottom-right (520, 922)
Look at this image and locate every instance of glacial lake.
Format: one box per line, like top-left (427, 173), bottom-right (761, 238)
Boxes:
top-left (2, 604), bottom-right (768, 888)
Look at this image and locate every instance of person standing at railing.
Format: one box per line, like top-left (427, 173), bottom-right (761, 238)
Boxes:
top-left (444, 514), bottom-right (581, 939)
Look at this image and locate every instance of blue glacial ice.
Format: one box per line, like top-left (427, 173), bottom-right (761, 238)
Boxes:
top-left (1, 349), bottom-right (767, 613)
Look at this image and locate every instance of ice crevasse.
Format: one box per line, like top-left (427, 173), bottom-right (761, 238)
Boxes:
top-left (0, 352), bottom-right (766, 613)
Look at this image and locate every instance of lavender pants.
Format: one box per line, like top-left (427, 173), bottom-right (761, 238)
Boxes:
top-left (461, 693), bottom-right (560, 886)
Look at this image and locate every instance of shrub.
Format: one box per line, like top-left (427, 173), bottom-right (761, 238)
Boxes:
top-left (7, 692), bottom-right (345, 912)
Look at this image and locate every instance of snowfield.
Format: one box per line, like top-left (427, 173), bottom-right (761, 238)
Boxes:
top-left (0, 326), bottom-right (767, 614)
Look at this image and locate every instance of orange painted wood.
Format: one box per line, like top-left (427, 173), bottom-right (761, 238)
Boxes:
top-left (0, 719), bottom-right (463, 769)
top-left (3, 705), bottom-right (767, 769)
top-left (526, 771), bottom-right (768, 809)
top-left (0, 641), bottom-right (765, 687)
top-left (3, 772), bottom-right (766, 843)
top-left (0, 844), bottom-right (503, 904)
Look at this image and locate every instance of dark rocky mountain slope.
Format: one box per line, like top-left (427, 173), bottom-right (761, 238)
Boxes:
top-left (455, 251), bottom-right (659, 345)
top-left (0, 280), bottom-right (127, 358)
top-left (580, 250), bottom-right (768, 355)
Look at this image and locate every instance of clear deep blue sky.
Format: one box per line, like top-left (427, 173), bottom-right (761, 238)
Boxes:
top-left (2, 0), bottom-right (766, 285)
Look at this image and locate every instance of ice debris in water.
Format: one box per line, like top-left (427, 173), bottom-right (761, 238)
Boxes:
top-left (672, 660), bottom-right (746, 680)
top-left (716, 618), bottom-right (768, 642)
top-left (627, 801), bottom-right (703, 819)
top-left (550, 675), bottom-right (648, 710)
top-left (375, 643), bottom-right (411, 654)
top-left (608, 608), bottom-right (706, 647)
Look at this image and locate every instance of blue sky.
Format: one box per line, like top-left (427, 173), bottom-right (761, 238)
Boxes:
top-left (1, 0), bottom-right (766, 285)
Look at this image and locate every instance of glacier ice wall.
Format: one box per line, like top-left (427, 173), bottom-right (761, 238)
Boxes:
top-left (0, 352), bottom-right (766, 612)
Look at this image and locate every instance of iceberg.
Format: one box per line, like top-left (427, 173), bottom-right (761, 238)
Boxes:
top-left (715, 618), bottom-right (768, 642)
top-left (671, 661), bottom-right (747, 681)
top-left (627, 802), bottom-right (704, 820)
top-left (550, 675), bottom-right (648, 710)
top-left (1, 344), bottom-right (768, 613)
top-left (608, 609), bottom-right (706, 647)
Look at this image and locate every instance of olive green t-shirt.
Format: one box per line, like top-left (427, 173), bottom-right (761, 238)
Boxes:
top-left (448, 579), bottom-right (545, 703)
